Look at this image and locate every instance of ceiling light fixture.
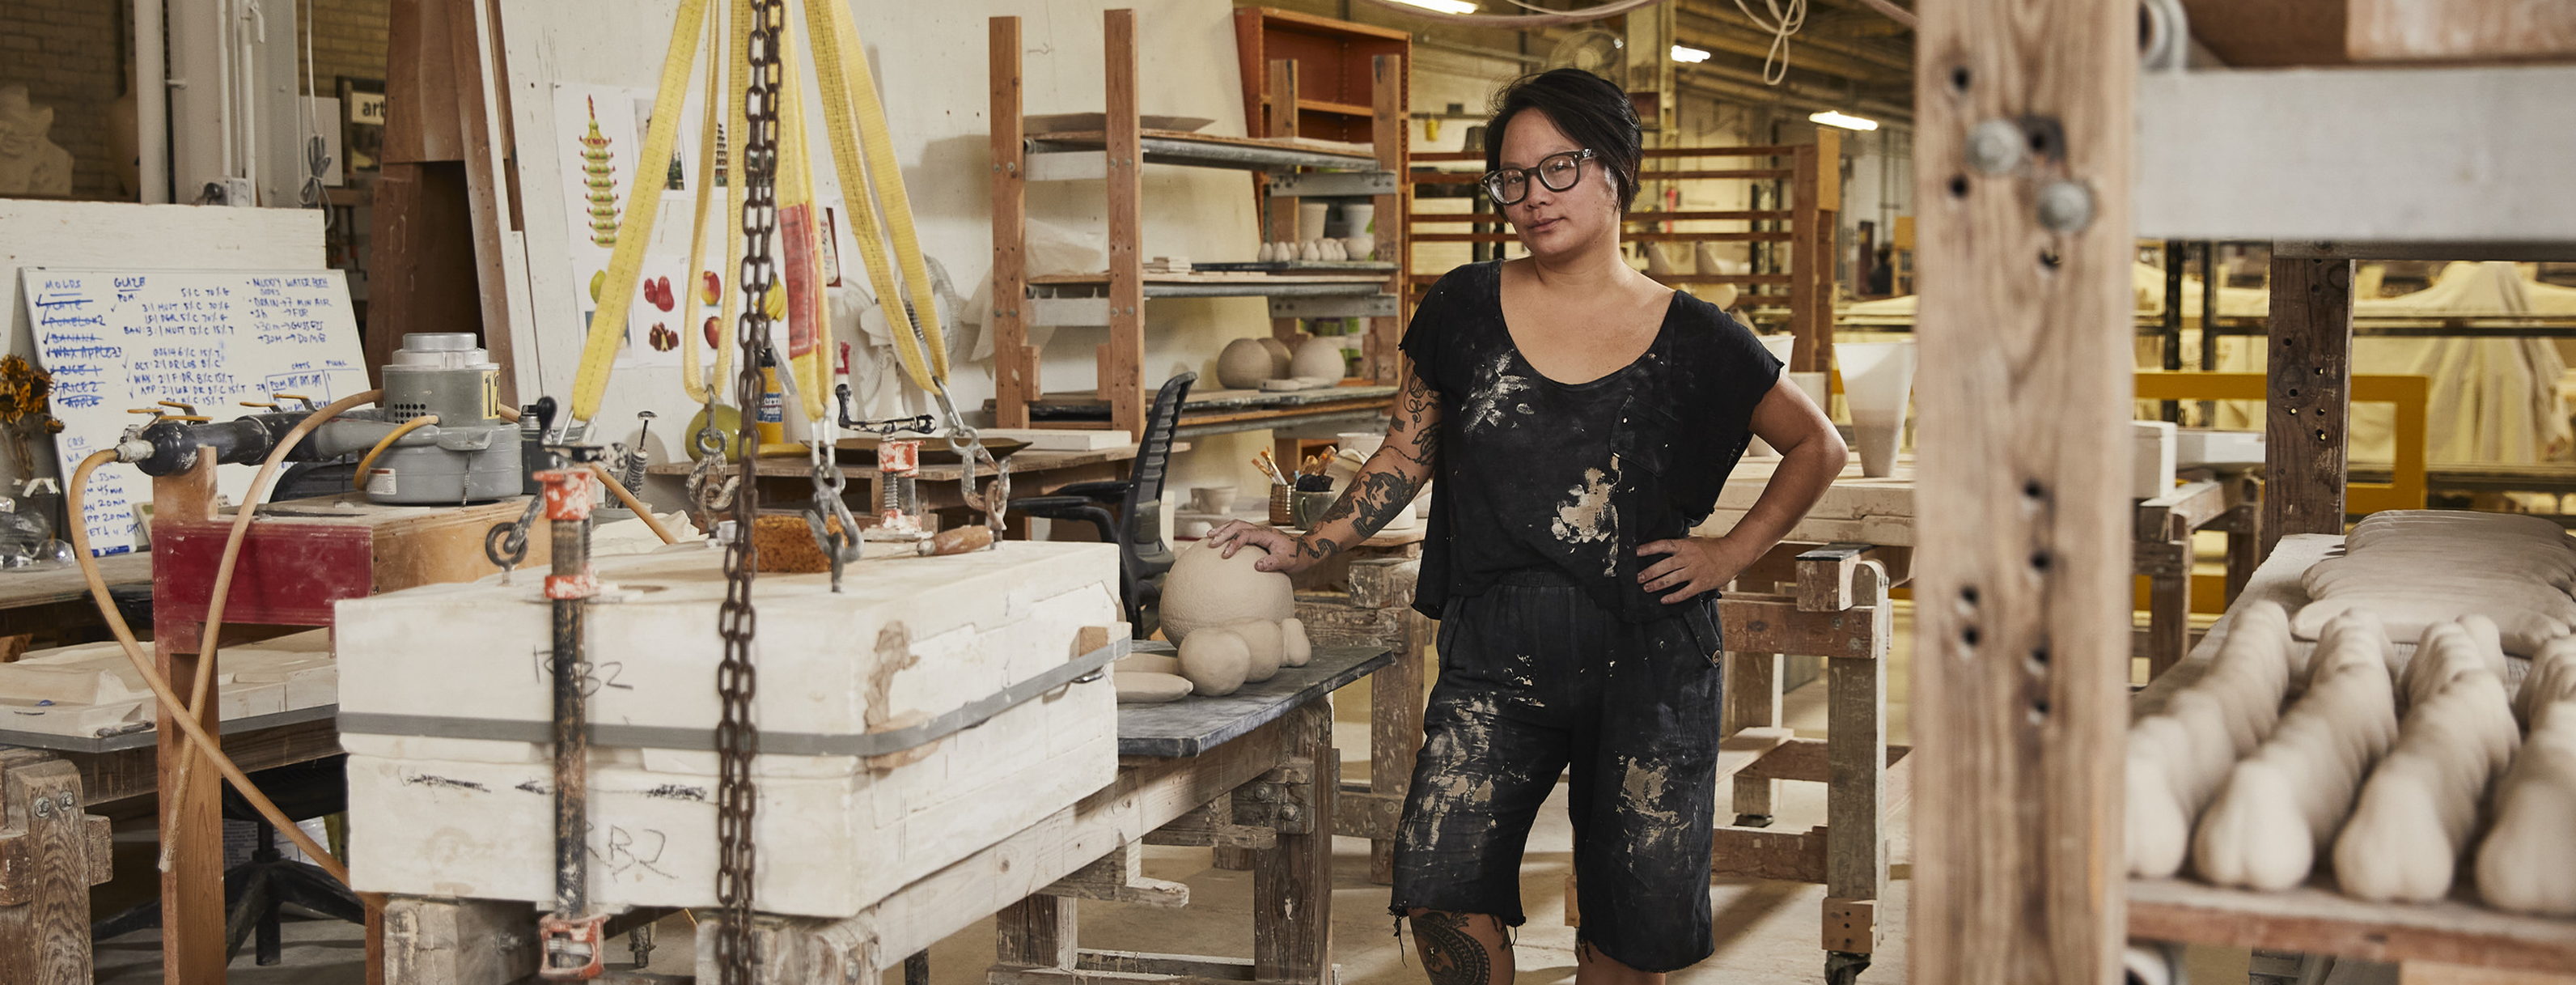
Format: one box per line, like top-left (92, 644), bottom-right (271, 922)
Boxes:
top-left (1809, 110), bottom-right (1879, 131)
top-left (1670, 45), bottom-right (1712, 63)
top-left (1386, 0), bottom-right (1480, 14)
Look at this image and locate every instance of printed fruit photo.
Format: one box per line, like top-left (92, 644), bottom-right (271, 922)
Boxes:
top-left (701, 271), bottom-right (722, 304)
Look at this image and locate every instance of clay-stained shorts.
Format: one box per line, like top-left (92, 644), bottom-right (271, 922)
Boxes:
top-left (1388, 567), bottom-right (1727, 974)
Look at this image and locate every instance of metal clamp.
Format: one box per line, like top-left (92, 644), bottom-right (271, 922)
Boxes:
top-left (536, 912), bottom-right (608, 980)
top-left (805, 456), bottom-right (864, 591)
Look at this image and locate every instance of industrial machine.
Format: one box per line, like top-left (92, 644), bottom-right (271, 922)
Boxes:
top-left (115, 333), bottom-right (519, 503)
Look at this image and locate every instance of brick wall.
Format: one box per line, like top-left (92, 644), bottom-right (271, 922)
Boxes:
top-left (0, 0), bottom-right (125, 200)
top-left (302, 0), bottom-right (392, 96)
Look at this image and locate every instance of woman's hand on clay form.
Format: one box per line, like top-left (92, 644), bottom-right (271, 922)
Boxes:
top-left (1203, 520), bottom-right (1320, 574)
top-left (1637, 535), bottom-right (1760, 603)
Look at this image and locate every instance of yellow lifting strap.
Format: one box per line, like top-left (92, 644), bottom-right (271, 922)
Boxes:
top-left (570, 0), bottom-right (711, 424)
top-left (803, 0), bottom-right (949, 393)
top-left (676, 0), bottom-right (724, 407)
top-left (773, 11), bottom-right (831, 422)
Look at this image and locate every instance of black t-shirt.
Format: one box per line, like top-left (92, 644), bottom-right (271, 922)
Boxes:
top-left (1400, 260), bottom-right (1783, 622)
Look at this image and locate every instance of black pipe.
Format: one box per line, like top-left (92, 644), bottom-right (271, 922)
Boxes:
top-left (551, 508), bottom-right (590, 919)
top-left (131, 412), bottom-right (313, 476)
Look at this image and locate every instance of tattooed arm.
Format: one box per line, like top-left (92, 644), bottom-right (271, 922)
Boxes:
top-left (1205, 358), bottom-right (1443, 574)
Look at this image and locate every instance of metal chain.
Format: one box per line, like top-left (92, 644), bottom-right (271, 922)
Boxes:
top-left (714, 1), bottom-right (781, 979)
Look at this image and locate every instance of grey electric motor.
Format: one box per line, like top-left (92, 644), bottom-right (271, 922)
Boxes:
top-left (358, 333), bottom-right (520, 504)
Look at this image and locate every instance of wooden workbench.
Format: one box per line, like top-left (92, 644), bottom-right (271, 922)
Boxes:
top-left (0, 551), bottom-right (149, 637)
top-left (2128, 533), bottom-right (2576, 975)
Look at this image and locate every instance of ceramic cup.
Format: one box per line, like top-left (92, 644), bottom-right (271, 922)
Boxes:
top-left (1298, 202), bottom-right (1331, 244)
top-left (1291, 490), bottom-right (1337, 528)
top-left (1189, 485), bottom-right (1236, 514)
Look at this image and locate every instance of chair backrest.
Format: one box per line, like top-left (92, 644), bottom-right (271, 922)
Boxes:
top-left (1121, 372), bottom-right (1195, 564)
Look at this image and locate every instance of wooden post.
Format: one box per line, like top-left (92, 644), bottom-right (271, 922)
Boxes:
top-left (379, 896), bottom-right (540, 984)
top-left (995, 895), bottom-right (1078, 970)
top-left (1724, 651), bottom-right (1783, 823)
top-left (2260, 257), bottom-right (2355, 561)
top-left (0, 754), bottom-right (100, 985)
top-left (152, 454), bottom-right (226, 983)
top-left (1823, 563), bottom-right (1891, 963)
top-left (1910, 0), bottom-right (2132, 981)
top-left (373, 0), bottom-right (522, 405)
top-left (990, 17), bottom-right (1033, 428)
top-left (1366, 53), bottom-right (1407, 385)
top-left (2140, 514), bottom-right (2193, 680)
top-left (1808, 129), bottom-right (1841, 379)
top-left (1266, 59), bottom-right (1305, 351)
top-left (1253, 699), bottom-right (1333, 984)
top-left (1102, 10), bottom-right (1146, 438)
top-left (1789, 143), bottom-right (1824, 373)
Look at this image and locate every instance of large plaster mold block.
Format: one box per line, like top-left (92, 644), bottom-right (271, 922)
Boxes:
top-left (337, 541), bottom-right (1122, 917)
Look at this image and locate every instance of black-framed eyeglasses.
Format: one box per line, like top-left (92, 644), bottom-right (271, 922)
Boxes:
top-left (1481, 148), bottom-right (1595, 206)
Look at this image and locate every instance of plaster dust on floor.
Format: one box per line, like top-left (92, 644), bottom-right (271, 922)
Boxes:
top-left (101, 599), bottom-right (2243, 985)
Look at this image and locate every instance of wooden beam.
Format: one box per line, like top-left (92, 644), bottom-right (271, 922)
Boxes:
top-left (998, 896), bottom-right (1079, 970)
top-left (1824, 563), bottom-right (1891, 956)
top-left (0, 756), bottom-right (91, 985)
top-left (1252, 702), bottom-right (1332, 983)
top-left (1718, 593), bottom-right (1885, 658)
top-left (2260, 257), bottom-right (2354, 560)
top-left (1710, 825), bottom-right (1828, 883)
top-left (1366, 53), bottom-right (1406, 386)
top-left (1724, 651), bottom-right (1783, 822)
top-left (378, 896), bottom-right (540, 985)
top-left (2346, 0), bottom-right (2576, 63)
top-left (991, 17), bottom-right (1033, 428)
top-left (1911, 0), bottom-right (2133, 983)
top-left (1366, 605), bottom-right (1427, 881)
top-left (1102, 9), bottom-right (1146, 437)
top-left (1038, 843), bottom-right (1188, 908)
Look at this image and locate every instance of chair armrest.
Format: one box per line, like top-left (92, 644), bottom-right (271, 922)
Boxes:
top-left (1049, 479), bottom-right (1131, 503)
top-left (1008, 495), bottom-right (1095, 519)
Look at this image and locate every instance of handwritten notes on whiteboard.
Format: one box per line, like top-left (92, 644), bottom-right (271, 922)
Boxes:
top-left (18, 269), bottom-right (371, 554)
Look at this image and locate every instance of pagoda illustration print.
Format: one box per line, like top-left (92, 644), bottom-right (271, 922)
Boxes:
top-left (580, 96), bottom-right (619, 246)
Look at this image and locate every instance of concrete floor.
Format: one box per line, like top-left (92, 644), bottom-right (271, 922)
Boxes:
top-left (100, 599), bottom-right (2193, 984)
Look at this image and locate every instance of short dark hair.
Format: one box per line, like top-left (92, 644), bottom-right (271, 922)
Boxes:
top-left (1485, 68), bottom-right (1643, 211)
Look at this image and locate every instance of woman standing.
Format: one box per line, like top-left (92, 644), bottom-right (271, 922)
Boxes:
top-left (1204, 68), bottom-right (1846, 983)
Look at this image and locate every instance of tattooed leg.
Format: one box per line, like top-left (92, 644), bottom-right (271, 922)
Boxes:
top-left (1406, 910), bottom-right (1510, 985)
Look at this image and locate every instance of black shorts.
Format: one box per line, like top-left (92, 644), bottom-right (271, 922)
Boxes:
top-left (1388, 568), bottom-right (1727, 974)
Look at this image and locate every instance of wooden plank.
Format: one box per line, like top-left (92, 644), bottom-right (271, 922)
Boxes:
top-left (2136, 67), bottom-right (2576, 241)
top-left (1710, 825), bottom-right (1828, 883)
top-left (2127, 878), bottom-right (2576, 974)
top-left (997, 894), bottom-right (1080, 969)
top-left (2133, 479), bottom-right (2230, 542)
top-left (1795, 544), bottom-right (1878, 612)
top-left (1252, 701), bottom-right (1332, 984)
top-left (1912, 0), bottom-right (2134, 983)
top-left (1265, 58), bottom-right (1303, 350)
top-left (1823, 564), bottom-right (1890, 955)
top-left (2347, 0), bottom-right (2576, 63)
top-left (378, 895), bottom-right (540, 985)
top-left (1724, 652), bottom-right (1783, 821)
top-left (443, 0), bottom-right (523, 407)
top-left (74, 715), bottom-right (343, 806)
top-left (1332, 787), bottom-right (1401, 842)
top-left (1039, 842), bottom-right (1188, 908)
top-left (2397, 962), bottom-right (2576, 985)
top-left (1717, 594), bottom-right (1885, 659)
top-left (0, 758), bottom-right (87, 985)
top-left (1366, 53), bottom-right (1405, 386)
top-left (1143, 800), bottom-right (1277, 850)
top-left (1739, 738), bottom-right (1911, 784)
top-left (1102, 9), bottom-right (1146, 437)
top-left (2143, 515), bottom-right (2193, 680)
top-left (1077, 950), bottom-right (1257, 980)
top-left (1824, 898), bottom-right (1877, 955)
top-left (0, 554), bottom-right (148, 612)
top-left (1789, 144), bottom-right (1824, 373)
top-left (2262, 257), bottom-right (2355, 560)
top-left (992, 16), bottom-right (1033, 428)
top-left (2175, 0), bottom-right (2348, 66)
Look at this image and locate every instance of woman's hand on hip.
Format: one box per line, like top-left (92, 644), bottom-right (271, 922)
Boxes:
top-left (1203, 520), bottom-right (1319, 574)
top-left (1636, 535), bottom-right (1759, 603)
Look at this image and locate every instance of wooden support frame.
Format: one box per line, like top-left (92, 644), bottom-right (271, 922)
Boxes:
top-left (1909, 0), bottom-right (2133, 983)
top-left (990, 15), bottom-right (1033, 428)
top-left (0, 750), bottom-right (113, 985)
top-left (2263, 257), bottom-right (2357, 560)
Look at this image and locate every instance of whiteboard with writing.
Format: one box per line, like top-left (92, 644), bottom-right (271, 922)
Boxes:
top-left (19, 268), bottom-right (371, 555)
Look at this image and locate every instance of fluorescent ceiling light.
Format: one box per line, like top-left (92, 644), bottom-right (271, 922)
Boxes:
top-left (1388, 0), bottom-right (1479, 13)
top-left (1810, 110), bottom-right (1879, 131)
top-left (1670, 45), bottom-right (1712, 63)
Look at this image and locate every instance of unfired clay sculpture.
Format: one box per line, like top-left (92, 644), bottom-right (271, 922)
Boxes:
top-left (1288, 338), bottom-right (1344, 382)
top-left (2127, 600), bottom-right (2295, 877)
top-left (1180, 627), bottom-right (1251, 696)
top-left (2331, 620), bottom-right (2520, 902)
top-left (1218, 338), bottom-right (1277, 388)
top-left (1114, 672), bottom-right (1193, 703)
top-left (2294, 511), bottom-right (2576, 655)
top-left (2476, 698), bottom-right (2576, 916)
top-left (1258, 338), bottom-right (1294, 376)
top-left (1159, 541), bottom-right (1306, 696)
top-left (0, 86), bottom-right (74, 197)
top-left (2192, 610), bottom-right (2400, 890)
top-left (2514, 636), bottom-right (2576, 728)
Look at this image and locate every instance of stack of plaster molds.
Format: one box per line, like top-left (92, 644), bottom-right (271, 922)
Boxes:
top-left (2294, 510), bottom-right (2576, 656)
top-left (337, 541), bottom-right (1122, 918)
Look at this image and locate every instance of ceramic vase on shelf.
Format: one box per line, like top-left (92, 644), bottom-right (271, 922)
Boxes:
top-left (1297, 202), bottom-right (1331, 246)
top-left (1340, 203), bottom-right (1375, 261)
top-left (1836, 339), bottom-right (1917, 478)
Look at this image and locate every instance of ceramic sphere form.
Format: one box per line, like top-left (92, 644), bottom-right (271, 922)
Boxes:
top-left (1159, 541), bottom-right (1295, 644)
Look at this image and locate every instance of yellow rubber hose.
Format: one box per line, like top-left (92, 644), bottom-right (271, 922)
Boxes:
top-left (570, 0), bottom-right (714, 423)
top-left (158, 390), bottom-right (383, 876)
top-left (347, 414), bottom-right (439, 490)
top-left (71, 451), bottom-right (349, 885)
